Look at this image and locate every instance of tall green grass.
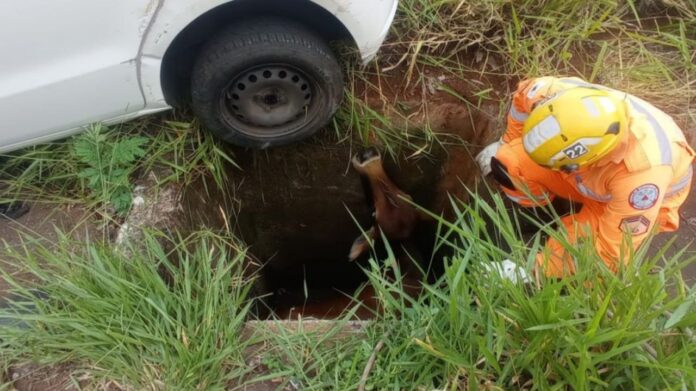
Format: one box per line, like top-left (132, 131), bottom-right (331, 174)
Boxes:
top-left (391, 0), bottom-right (695, 77)
top-left (0, 230), bottom-right (255, 390)
top-left (1, 196), bottom-right (694, 390)
top-left (258, 192), bottom-right (696, 390)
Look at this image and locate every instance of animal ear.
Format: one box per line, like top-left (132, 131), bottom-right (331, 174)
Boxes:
top-left (348, 226), bottom-right (376, 261)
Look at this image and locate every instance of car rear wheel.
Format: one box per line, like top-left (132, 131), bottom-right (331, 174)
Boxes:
top-left (191, 18), bottom-right (344, 149)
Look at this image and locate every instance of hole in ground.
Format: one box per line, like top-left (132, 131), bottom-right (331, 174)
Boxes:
top-left (181, 98), bottom-right (490, 319)
top-left (226, 143), bottom-right (447, 319)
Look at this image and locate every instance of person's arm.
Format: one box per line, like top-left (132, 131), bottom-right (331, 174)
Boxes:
top-left (502, 77), bottom-right (559, 143)
top-left (477, 77), bottom-right (548, 175)
top-left (536, 165), bottom-right (672, 277)
top-left (503, 79), bottom-right (534, 143)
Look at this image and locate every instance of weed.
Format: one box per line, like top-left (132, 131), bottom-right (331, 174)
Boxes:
top-left (73, 124), bottom-right (148, 215)
top-left (0, 117), bottom-right (237, 216)
top-left (0, 230), bottom-right (256, 390)
top-left (258, 192), bottom-right (696, 390)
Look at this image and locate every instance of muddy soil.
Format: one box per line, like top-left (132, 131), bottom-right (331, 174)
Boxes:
top-left (0, 204), bottom-right (101, 301)
top-left (649, 179), bottom-right (696, 285)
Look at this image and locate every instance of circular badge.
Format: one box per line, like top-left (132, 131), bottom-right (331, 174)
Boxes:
top-left (629, 184), bottom-right (660, 210)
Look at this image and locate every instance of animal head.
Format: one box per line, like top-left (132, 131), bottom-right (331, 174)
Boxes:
top-left (351, 147), bottom-right (382, 174)
top-left (348, 148), bottom-right (419, 261)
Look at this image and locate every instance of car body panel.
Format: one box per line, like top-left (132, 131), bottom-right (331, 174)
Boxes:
top-left (0, 0), bottom-right (397, 153)
top-left (0, 0), bottom-right (157, 153)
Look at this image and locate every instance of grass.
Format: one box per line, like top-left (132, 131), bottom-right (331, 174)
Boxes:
top-left (0, 116), bottom-right (236, 220)
top-left (256, 192), bottom-right (696, 390)
top-left (0, 230), bottom-right (256, 390)
top-left (1, 1), bottom-right (696, 390)
top-left (336, 0), bottom-right (696, 154)
top-left (3, 193), bottom-right (694, 389)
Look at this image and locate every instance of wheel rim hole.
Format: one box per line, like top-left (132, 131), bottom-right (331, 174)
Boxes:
top-left (237, 83), bottom-right (246, 90)
top-left (248, 75), bottom-right (258, 83)
top-left (301, 84), bottom-right (308, 91)
top-left (292, 75), bottom-right (300, 83)
top-left (263, 70), bottom-right (272, 79)
top-left (278, 71), bottom-right (287, 79)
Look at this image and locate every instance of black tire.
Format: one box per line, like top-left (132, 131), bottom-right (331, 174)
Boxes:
top-left (191, 18), bottom-right (344, 149)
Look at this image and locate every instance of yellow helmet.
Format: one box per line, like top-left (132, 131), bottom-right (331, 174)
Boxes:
top-left (522, 87), bottom-right (627, 171)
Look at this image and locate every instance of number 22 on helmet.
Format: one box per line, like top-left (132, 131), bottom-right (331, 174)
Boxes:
top-left (522, 87), bottom-right (627, 172)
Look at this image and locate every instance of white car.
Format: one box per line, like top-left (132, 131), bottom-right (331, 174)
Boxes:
top-left (0, 0), bottom-right (398, 152)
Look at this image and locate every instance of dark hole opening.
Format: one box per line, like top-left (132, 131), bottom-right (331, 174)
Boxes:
top-left (222, 145), bottom-right (445, 320)
top-left (254, 220), bottom-right (440, 320)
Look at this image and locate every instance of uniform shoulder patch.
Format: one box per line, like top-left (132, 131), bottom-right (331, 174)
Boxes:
top-left (619, 215), bottom-right (651, 236)
top-left (629, 184), bottom-right (660, 210)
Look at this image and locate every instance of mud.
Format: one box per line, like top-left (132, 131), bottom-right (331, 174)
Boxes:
top-left (649, 179), bottom-right (696, 285)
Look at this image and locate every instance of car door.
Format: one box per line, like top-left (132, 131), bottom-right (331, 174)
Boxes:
top-left (0, 1), bottom-right (158, 153)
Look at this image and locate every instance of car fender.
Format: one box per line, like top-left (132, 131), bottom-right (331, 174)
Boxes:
top-left (138, 0), bottom-right (397, 107)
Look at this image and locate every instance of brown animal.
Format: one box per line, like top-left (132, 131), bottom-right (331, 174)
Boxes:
top-left (276, 148), bottom-right (426, 319)
top-left (349, 148), bottom-right (420, 261)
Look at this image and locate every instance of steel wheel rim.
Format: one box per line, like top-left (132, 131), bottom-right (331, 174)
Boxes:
top-left (220, 64), bottom-right (318, 139)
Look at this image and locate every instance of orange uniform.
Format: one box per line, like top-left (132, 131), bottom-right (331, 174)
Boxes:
top-left (495, 77), bottom-right (695, 277)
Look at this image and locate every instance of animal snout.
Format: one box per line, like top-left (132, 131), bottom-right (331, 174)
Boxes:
top-left (353, 147), bottom-right (381, 167)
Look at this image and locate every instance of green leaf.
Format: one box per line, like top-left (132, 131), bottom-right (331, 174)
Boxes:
top-left (110, 189), bottom-right (132, 216)
top-left (111, 137), bottom-right (148, 165)
top-left (664, 297), bottom-right (694, 329)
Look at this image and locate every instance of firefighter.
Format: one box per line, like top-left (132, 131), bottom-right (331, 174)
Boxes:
top-left (477, 76), bottom-right (694, 280)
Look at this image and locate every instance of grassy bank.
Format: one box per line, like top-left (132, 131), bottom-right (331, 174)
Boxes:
top-left (1, 231), bottom-right (255, 390)
top-left (1, 193), bottom-right (694, 389)
top-left (342, 0), bottom-right (696, 154)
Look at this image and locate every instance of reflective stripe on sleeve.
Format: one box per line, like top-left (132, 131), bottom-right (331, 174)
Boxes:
top-left (666, 166), bottom-right (693, 197)
top-left (575, 176), bottom-right (612, 202)
top-left (628, 98), bottom-right (672, 166)
top-left (509, 105), bottom-right (529, 122)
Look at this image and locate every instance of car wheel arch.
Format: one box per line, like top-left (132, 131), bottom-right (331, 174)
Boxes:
top-left (148, 0), bottom-right (358, 108)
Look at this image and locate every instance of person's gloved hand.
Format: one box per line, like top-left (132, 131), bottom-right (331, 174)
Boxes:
top-left (482, 259), bottom-right (531, 284)
top-left (475, 140), bottom-right (502, 177)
